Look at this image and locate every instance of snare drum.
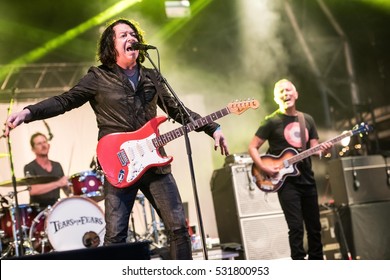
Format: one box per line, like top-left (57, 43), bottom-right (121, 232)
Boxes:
top-left (70, 170), bottom-right (104, 202)
top-left (45, 197), bottom-right (105, 251)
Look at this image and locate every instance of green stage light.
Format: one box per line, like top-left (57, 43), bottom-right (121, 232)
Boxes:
top-left (0, 0), bottom-right (141, 80)
top-left (361, 0), bottom-right (390, 10)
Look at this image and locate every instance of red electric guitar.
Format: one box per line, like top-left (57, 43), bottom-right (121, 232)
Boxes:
top-left (252, 122), bottom-right (372, 193)
top-left (97, 99), bottom-right (259, 188)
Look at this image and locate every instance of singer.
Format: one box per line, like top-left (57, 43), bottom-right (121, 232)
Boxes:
top-left (4, 18), bottom-right (230, 260)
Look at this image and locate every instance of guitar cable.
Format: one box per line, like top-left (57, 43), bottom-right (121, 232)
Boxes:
top-left (246, 164), bottom-right (256, 191)
top-left (350, 158), bottom-right (360, 191)
top-left (383, 155), bottom-right (390, 187)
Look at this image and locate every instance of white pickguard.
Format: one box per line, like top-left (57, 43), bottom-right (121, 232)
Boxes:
top-left (120, 133), bottom-right (171, 184)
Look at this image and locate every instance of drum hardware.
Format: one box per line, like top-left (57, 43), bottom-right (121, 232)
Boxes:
top-left (3, 99), bottom-right (27, 257)
top-left (132, 194), bottom-right (167, 249)
top-left (28, 205), bottom-right (53, 254)
top-left (0, 203), bottom-right (43, 258)
top-left (1, 240), bottom-right (35, 259)
top-left (1, 190), bottom-right (45, 258)
top-left (0, 230), bottom-right (4, 254)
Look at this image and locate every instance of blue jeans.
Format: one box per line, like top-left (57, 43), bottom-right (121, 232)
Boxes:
top-left (103, 170), bottom-right (192, 259)
top-left (278, 182), bottom-right (323, 260)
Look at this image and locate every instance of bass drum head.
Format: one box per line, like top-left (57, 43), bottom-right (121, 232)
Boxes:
top-left (46, 197), bottom-right (105, 251)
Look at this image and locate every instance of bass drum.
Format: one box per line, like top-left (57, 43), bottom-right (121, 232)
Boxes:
top-left (45, 197), bottom-right (105, 251)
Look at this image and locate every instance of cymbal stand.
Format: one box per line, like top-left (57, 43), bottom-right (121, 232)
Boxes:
top-left (130, 211), bottom-right (138, 242)
top-left (8, 202), bottom-right (34, 255)
top-left (4, 131), bottom-right (25, 257)
top-left (0, 229), bottom-right (3, 256)
top-left (149, 203), bottom-right (159, 245)
top-left (136, 194), bottom-right (163, 248)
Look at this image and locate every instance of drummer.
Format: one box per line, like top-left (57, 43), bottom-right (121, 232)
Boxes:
top-left (24, 132), bottom-right (70, 208)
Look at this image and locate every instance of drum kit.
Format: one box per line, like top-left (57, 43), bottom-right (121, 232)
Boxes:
top-left (0, 168), bottom-right (168, 258)
top-left (0, 170), bottom-right (106, 259)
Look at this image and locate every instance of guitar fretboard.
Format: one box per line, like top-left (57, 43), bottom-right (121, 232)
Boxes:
top-left (287, 130), bottom-right (353, 165)
top-left (152, 107), bottom-right (230, 148)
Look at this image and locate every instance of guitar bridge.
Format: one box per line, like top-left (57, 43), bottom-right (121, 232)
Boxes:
top-left (117, 149), bottom-right (130, 166)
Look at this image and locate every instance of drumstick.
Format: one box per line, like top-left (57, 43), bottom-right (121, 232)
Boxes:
top-left (63, 142), bottom-right (75, 197)
top-left (67, 142), bottom-right (75, 177)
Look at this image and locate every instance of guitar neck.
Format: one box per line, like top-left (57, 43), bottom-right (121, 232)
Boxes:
top-left (153, 107), bottom-right (231, 148)
top-left (287, 130), bottom-right (353, 165)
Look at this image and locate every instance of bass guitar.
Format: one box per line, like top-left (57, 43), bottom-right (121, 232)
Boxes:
top-left (252, 122), bottom-right (372, 193)
top-left (97, 99), bottom-right (259, 188)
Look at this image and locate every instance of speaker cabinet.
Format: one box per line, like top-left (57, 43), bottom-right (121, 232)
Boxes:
top-left (328, 155), bottom-right (390, 206)
top-left (211, 164), bottom-right (290, 259)
top-left (211, 164), bottom-right (283, 217)
top-left (338, 201), bottom-right (390, 259)
top-left (240, 214), bottom-right (290, 259)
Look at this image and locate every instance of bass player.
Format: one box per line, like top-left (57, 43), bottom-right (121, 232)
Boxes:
top-left (248, 79), bottom-right (331, 260)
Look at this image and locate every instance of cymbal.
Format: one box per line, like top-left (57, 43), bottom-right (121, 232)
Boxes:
top-left (0, 176), bottom-right (59, 187)
top-left (0, 153), bottom-right (9, 158)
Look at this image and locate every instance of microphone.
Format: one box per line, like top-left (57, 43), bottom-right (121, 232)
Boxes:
top-left (90, 155), bottom-right (96, 169)
top-left (131, 42), bottom-right (157, 51)
top-left (43, 120), bottom-right (53, 141)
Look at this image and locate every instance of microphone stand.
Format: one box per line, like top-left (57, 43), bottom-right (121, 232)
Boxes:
top-left (4, 98), bottom-right (24, 257)
top-left (144, 50), bottom-right (209, 260)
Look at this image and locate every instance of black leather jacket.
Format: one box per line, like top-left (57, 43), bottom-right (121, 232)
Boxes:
top-left (25, 64), bottom-right (220, 174)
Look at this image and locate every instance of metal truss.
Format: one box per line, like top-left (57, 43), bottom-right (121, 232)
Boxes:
top-left (0, 62), bottom-right (93, 103)
top-left (284, 0), bottom-right (390, 151)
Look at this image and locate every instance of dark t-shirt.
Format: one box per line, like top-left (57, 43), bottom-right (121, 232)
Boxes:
top-left (24, 160), bottom-right (64, 207)
top-left (255, 110), bottom-right (319, 185)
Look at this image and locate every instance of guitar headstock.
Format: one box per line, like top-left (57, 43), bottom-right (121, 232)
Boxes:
top-left (352, 122), bottom-right (373, 137)
top-left (228, 99), bottom-right (260, 115)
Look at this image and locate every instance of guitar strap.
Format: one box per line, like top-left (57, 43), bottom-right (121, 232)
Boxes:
top-left (297, 111), bottom-right (306, 151)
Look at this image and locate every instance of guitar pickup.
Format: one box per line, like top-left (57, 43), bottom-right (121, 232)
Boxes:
top-left (117, 149), bottom-right (130, 166)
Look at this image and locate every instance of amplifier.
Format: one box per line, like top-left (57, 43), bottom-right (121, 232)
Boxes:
top-left (224, 153), bottom-right (253, 166)
top-left (328, 155), bottom-right (390, 205)
top-left (211, 164), bottom-right (289, 259)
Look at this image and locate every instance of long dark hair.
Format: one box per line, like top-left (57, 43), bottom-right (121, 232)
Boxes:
top-left (98, 19), bottom-right (146, 67)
